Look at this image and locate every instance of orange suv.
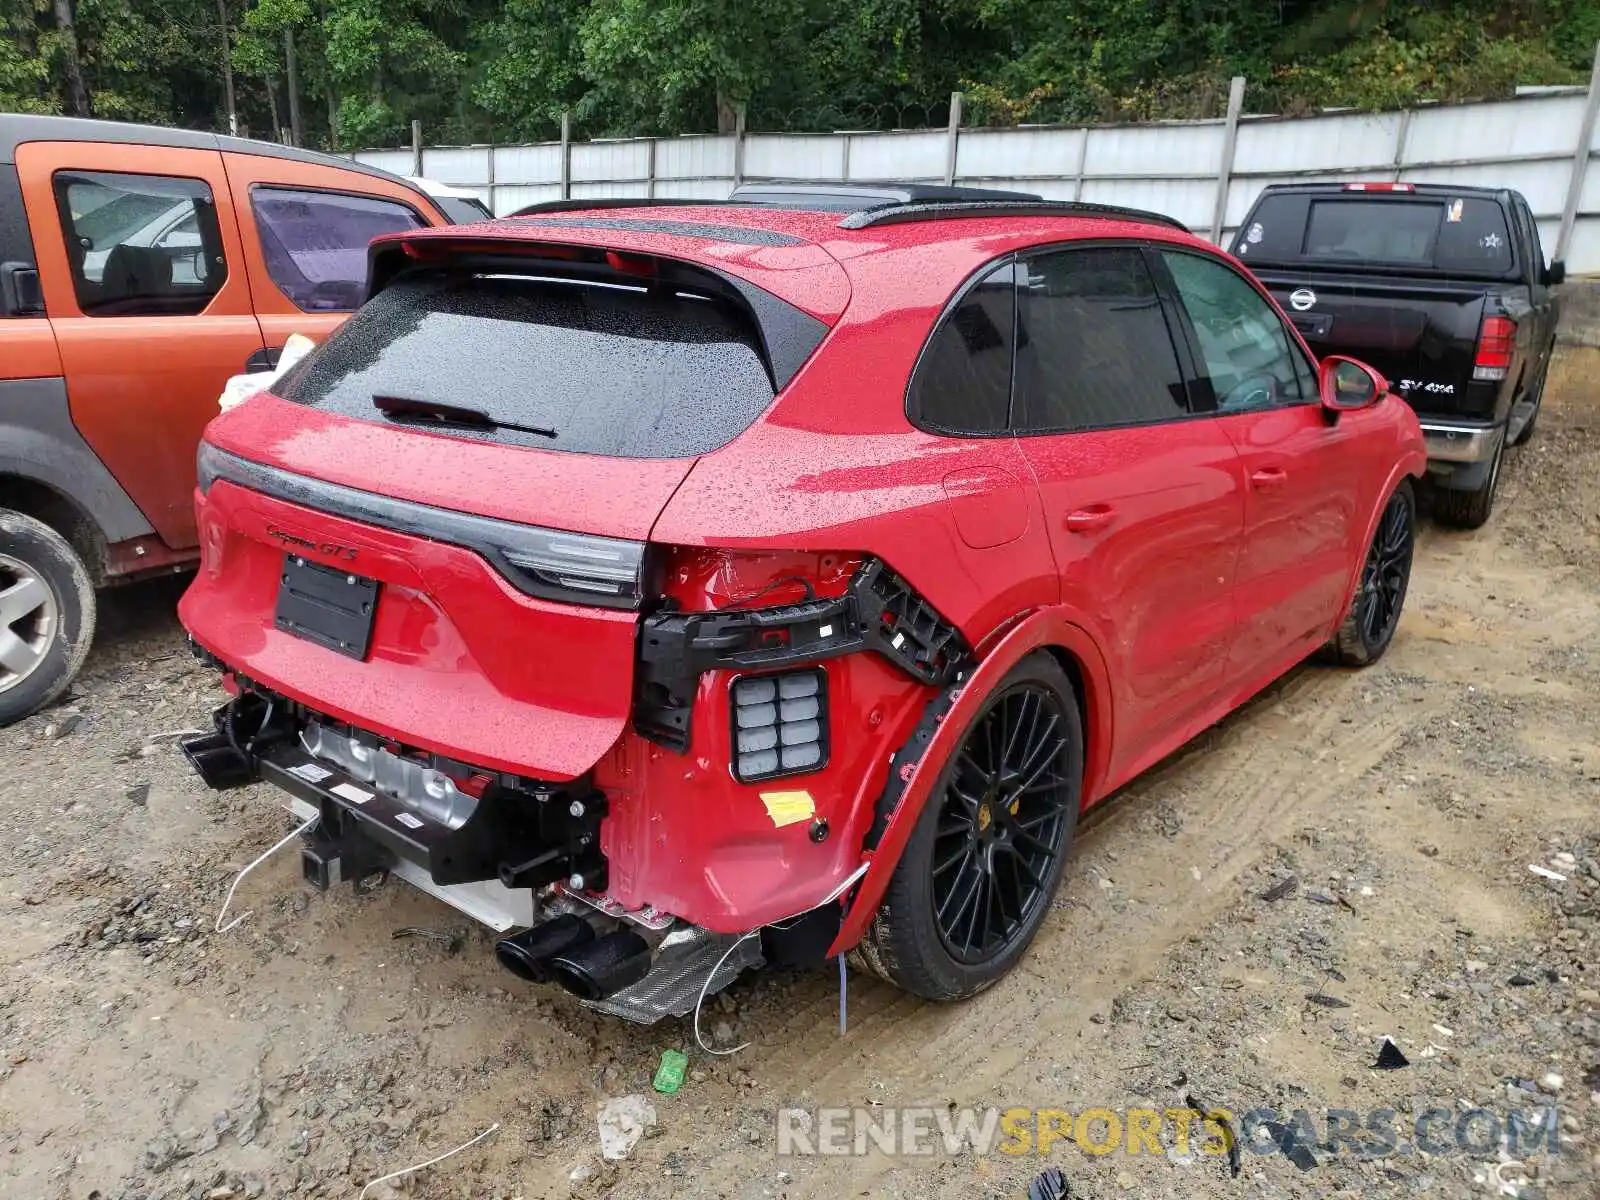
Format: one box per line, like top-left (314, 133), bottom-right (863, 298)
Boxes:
top-left (0, 116), bottom-right (456, 725)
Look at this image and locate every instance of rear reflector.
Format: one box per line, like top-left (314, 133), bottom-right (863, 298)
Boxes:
top-left (1473, 315), bottom-right (1516, 381)
top-left (1343, 182), bottom-right (1415, 192)
top-left (730, 670), bottom-right (828, 783)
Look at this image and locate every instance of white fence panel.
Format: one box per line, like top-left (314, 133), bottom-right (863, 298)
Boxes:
top-left (1408, 94), bottom-right (1586, 163)
top-left (744, 134), bottom-right (848, 180)
top-left (572, 140), bottom-right (651, 183)
top-left (656, 136), bottom-right (735, 180)
top-left (1234, 112), bottom-right (1403, 175)
top-left (956, 127), bottom-right (1085, 181)
top-left (1084, 122), bottom-right (1225, 179)
top-left (492, 144), bottom-right (561, 185)
top-left (846, 131), bottom-right (945, 180)
top-left (421, 145), bottom-right (491, 186)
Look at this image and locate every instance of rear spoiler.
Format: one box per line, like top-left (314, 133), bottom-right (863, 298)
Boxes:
top-left (364, 232), bottom-right (830, 392)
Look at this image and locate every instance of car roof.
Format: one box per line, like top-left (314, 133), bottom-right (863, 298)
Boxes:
top-left (0, 113), bottom-right (430, 201)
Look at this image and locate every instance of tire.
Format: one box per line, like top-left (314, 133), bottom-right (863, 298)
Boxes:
top-left (1434, 433), bottom-right (1504, 530)
top-left (854, 652), bottom-right (1083, 1001)
top-left (1329, 480), bottom-right (1414, 667)
top-left (0, 509), bottom-right (96, 728)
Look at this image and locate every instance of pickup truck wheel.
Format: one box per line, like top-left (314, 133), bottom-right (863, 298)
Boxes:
top-left (0, 510), bottom-right (96, 728)
top-left (1330, 480), bottom-right (1414, 667)
top-left (854, 654), bottom-right (1082, 1001)
top-left (1434, 435), bottom-right (1503, 530)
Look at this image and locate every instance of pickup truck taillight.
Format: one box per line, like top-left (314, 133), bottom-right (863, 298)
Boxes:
top-left (1473, 316), bottom-right (1517, 382)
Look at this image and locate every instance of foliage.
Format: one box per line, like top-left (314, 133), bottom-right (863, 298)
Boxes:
top-left (2, 0), bottom-right (1596, 147)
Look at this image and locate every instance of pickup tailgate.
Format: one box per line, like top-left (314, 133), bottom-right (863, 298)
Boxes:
top-left (1254, 271), bottom-right (1488, 416)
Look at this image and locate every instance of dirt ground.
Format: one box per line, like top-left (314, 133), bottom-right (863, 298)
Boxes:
top-left (4, 350), bottom-right (1600, 1200)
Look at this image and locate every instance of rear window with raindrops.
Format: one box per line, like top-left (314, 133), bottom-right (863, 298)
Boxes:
top-left (275, 271), bottom-right (777, 457)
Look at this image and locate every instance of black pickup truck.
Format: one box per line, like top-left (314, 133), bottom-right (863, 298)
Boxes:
top-left (1231, 182), bottom-right (1563, 527)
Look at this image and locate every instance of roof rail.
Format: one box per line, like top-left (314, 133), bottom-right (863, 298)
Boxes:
top-left (509, 197), bottom-right (725, 217)
top-left (838, 199), bottom-right (1190, 233)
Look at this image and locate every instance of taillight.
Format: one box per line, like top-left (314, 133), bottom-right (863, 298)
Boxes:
top-left (1343, 182), bottom-right (1415, 192)
top-left (1473, 316), bottom-right (1516, 381)
top-left (496, 529), bottom-right (649, 608)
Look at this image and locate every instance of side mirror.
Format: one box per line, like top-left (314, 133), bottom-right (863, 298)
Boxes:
top-left (1320, 355), bottom-right (1386, 414)
top-left (1546, 259), bottom-right (1566, 287)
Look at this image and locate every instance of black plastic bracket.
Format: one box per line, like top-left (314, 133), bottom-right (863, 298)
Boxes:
top-left (633, 557), bottom-right (970, 752)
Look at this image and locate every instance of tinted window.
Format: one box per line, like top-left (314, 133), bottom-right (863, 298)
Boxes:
top-left (1238, 192), bottom-right (1514, 276)
top-left (53, 170), bottom-right (226, 316)
top-left (1163, 251), bottom-right (1314, 412)
top-left (909, 261), bottom-right (1015, 434)
top-left (1013, 246), bottom-right (1188, 432)
top-left (251, 187), bottom-right (423, 312)
top-left (436, 195), bottom-right (494, 223)
top-left (277, 271), bottom-right (776, 458)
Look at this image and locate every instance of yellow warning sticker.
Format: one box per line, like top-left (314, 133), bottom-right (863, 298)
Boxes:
top-left (760, 789), bottom-right (816, 828)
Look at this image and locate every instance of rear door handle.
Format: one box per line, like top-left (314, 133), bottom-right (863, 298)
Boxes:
top-left (1250, 467), bottom-right (1288, 489)
top-left (1065, 505), bottom-right (1115, 533)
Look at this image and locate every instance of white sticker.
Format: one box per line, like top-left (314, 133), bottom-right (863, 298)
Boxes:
top-left (1480, 232), bottom-right (1503, 250)
top-left (288, 762), bottom-right (333, 783)
top-left (1245, 221), bottom-right (1264, 244)
top-left (1446, 198), bottom-right (1464, 223)
top-left (394, 812), bottom-right (424, 829)
top-left (819, 624), bottom-right (834, 638)
top-left (330, 782), bottom-right (372, 805)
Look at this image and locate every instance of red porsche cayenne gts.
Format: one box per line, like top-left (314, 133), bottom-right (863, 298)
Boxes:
top-left (179, 185), bottom-right (1425, 1020)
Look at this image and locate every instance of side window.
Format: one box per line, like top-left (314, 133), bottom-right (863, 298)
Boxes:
top-left (1013, 245), bottom-right (1188, 432)
top-left (250, 187), bottom-right (424, 313)
top-left (1162, 250), bottom-right (1315, 413)
top-left (52, 170), bottom-right (227, 317)
top-left (908, 260), bottom-right (1015, 435)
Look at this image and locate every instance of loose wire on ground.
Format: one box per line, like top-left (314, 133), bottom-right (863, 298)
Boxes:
top-left (358, 1122), bottom-right (500, 1197)
top-left (213, 814), bottom-right (319, 934)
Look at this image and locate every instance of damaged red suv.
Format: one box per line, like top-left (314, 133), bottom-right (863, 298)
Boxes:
top-left (179, 186), bottom-right (1425, 1020)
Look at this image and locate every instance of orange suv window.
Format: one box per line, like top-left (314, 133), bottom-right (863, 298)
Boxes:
top-left (52, 170), bottom-right (226, 317)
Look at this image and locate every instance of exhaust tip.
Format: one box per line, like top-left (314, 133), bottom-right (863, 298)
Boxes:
top-left (547, 929), bottom-right (651, 1001)
top-left (495, 914), bottom-right (595, 984)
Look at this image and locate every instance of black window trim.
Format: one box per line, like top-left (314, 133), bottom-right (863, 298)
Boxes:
top-left (248, 181), bottom-right (428, 313)
top-left (1153, 244), bottom-right (1322, 415)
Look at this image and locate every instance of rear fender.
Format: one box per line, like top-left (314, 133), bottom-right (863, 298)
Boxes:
top-left (828, 607), bottom-right (1115, 956)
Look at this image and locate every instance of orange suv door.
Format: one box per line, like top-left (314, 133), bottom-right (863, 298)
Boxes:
top-left (16, 141), bottom-right (265, 552)
top-left (220, 153), bottom-right (439, 354)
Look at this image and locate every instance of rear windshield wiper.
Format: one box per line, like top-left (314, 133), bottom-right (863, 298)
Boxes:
top-left (373, 394), bottom-right (556, 439)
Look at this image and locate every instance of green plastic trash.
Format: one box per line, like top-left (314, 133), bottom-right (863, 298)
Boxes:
top-left (653, 1049), bottom-right (689, 1094)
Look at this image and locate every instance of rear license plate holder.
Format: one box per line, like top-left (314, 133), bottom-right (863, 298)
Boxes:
top-left (275, 555), bottom-right (379, 660)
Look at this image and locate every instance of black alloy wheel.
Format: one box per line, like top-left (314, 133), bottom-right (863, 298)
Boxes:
top-left (1330, 480), bottom-right (1414, 666)
top-left (855, 653), bottom-right (1083, 1001)
top-left (933, 683), bottom-right (1075, 963)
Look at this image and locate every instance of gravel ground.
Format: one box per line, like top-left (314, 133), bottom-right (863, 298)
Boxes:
top-left (2, 349), bottom-right (1599, 1200)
